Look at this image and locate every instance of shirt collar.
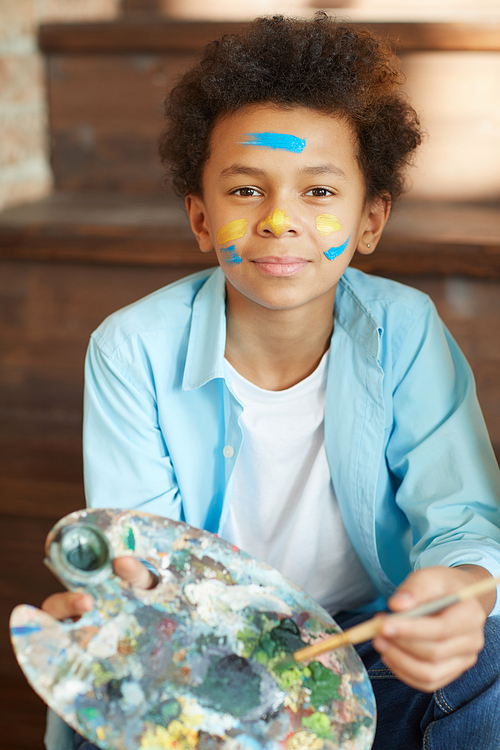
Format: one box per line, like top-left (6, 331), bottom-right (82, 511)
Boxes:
top-left (182, 266), bottom-right (383, 391)
top-left (335, 271), bottom-right (383, 360)
top-left (182, 267), bottom-right (227, 391)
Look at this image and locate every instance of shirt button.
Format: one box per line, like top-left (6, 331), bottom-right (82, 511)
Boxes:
top-left (223, 445), bottom-right (234, 458)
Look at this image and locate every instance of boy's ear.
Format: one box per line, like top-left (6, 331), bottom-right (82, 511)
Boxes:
top-left (357, 196), bottom-right (391, 256)
top-left (185, 194), bottom-right (214, 254)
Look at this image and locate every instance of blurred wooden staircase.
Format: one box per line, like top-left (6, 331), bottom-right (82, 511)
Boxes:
top-left (0, 18), bottom-right (499, 750)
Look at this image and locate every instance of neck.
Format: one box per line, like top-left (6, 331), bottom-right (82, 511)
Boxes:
top-left (224, 285), bottom-right (336, 391)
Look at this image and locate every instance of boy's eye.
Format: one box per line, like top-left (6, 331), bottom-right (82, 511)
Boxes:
top-left (231, 187), bottom-right (261, 197)
top-left (305, 187), bottom-right (334, 197)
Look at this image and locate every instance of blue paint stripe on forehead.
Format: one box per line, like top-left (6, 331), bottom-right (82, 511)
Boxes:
top-left (324, 234), bottom-right (351, 260)
top-left (240, 132), bottom-right (306, 153)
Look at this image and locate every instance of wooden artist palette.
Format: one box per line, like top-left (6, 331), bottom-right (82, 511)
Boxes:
top-left (10, 509), bottom-right (376, 750)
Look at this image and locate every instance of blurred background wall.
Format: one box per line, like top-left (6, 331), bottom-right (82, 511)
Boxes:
top-left (1, 0), bottom-right (500, 210)
top-left (0, 4), bottom-right (499, 749)
top-left (0, 0), bottom-right (120, 211)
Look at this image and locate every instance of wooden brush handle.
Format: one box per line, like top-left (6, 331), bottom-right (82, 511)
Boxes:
top-left (293, 573), bottom-right (500, 663)
top-left (293, 616), bottom-right (385, 662)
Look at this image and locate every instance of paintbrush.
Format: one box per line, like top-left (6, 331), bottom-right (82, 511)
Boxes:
top-left (291, 573), bottom-right (500, 664)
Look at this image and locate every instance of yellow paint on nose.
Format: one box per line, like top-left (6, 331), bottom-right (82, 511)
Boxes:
top-left (259, 208), bottom-right (291, 236)
top-left (217, 219), bottom-right (248, 245)
top-left (316, 214), bottom-right (342, 236)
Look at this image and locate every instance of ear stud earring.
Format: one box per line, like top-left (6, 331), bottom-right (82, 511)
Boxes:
top-left (366, 243), bottom-right (371, 248)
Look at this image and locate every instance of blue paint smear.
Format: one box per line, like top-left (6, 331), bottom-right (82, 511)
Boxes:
top-left (324, 233), bottom-right (351, 260)
top-left (240, 132), bottom-right (306, 153)
top-left (11, 625), bottom-right (42, 636)
top-left (221, 245), bottom-right (242, 264)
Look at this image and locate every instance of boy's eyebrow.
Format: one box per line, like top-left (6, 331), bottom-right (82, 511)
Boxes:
top-left (220, 165), bottom-right (266, 179)
top-left (219, 163), bottom-right (348, 180)
top-left (298, 164), bottom-right (347, 180)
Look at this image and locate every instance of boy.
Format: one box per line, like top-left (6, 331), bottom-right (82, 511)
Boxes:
top-left (44, 14), bottom-right (500, 749)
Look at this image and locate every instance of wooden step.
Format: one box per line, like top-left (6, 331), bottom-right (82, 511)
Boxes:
top-left (0, 192), bottom-right (499, 277)
top-left (37, 20), bottom-right (500, 197)
top-left (38, 19), bottom-right (500, 53)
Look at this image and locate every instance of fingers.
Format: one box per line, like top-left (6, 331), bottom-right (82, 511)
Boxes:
top-left (113, 556), bottom-right (157, 590)
top-left (41, 591), bottom-right (94, 621)
top-left (381, 599), bottom-right (486, 647)
top-left (373, 635), bottom-right (479, 692)
top-left (41, 557), bottom-right (156, 623)
top-left (373, 598), bottom-right (486, 692)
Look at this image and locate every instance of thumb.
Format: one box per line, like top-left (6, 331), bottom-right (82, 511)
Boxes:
top-left (113, 556), bottom-right (157, 590)
top-left (388, 567), bottom-right (458, 614)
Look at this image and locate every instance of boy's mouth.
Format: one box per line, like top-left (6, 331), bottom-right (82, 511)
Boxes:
top-left (252, 256), bottom-right (309, 277)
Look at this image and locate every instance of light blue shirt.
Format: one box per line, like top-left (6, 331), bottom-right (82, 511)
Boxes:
top-left (46, 265), bottom-right (500, 750)
top-left (83, 265), bottom-right (500, 613)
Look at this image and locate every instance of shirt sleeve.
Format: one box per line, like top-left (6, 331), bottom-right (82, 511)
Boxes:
top-left (385, 298), bottom-right (500, 615)
top-left (83, 335), bottom-right (182, 519)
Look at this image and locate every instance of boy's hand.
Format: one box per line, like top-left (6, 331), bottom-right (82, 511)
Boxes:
top-left (41, 556), bottom-right (156, 621)
top-left (372, 565), bottom-right (493, 693)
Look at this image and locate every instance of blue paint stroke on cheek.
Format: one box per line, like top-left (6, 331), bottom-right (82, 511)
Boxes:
top-left (221, 245), bottom-right (242, 264)
top-left (324, 233), bottom-right (351, 260)
top-left (240, 132), bottom-right (306, 153)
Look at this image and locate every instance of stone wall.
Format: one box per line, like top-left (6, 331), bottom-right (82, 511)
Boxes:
top-left (0, 0), bottom-right (120, 211)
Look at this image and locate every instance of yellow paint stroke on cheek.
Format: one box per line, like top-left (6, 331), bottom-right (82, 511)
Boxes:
top-left (316, 214), bottom-right (342, 237)
top-left (259, 208), bottom-right (291, 236)
top-left (216, 219), bottom-right (248, 246)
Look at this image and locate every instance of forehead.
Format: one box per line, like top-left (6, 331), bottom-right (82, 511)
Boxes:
top-left (204, 103), bottom-right (362, 179)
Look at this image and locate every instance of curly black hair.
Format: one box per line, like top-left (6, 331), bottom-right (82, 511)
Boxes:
top-left (160, 13), bottom-right (422, 203)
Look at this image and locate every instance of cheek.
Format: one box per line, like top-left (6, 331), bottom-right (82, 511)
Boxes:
top-left (323, 233), bottom-right (352, 261)
top-left (216, 219), bottom-right (248, 265)
top-left (219, 245), bottom-right (242, 265)
top-left (217, 219), bottom-right (248, 245)
top-left (316, 214), bottom-right (342, 236)
top-left (315, 214), bottom-right (351, 261)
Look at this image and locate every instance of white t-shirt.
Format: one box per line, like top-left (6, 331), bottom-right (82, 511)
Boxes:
top-left (220, 352), bottom-right (378, 615)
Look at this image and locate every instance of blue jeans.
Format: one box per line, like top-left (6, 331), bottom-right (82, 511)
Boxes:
top-left (336, 611), bottom-right (500, 750)
top-left (68, 614), bottom-right (500, 750)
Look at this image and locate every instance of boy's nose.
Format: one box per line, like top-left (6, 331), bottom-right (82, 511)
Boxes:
top-left (258, 207), bottom-right (297, 237)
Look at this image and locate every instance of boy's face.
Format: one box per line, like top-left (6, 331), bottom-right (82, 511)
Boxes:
top-left (186, 103), bottom-right (389, 316)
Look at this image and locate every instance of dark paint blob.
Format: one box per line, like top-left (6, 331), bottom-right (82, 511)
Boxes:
top-left (195, 654), bottom-right (261, 717)
top-left (106, 679), bottom-right (122, 701)
top-left (260, 618), bottom-right (306, 658)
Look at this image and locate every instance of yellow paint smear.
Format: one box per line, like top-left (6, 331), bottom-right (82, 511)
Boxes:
top-left (287, 730), bottom-right (324, 750)
top-left (140, 722), bottom-right (198, 750)
top-left (96, 727), bottom-right (106, 742)
top-left (316, 214), bottom-right (342, 236)
top-left (217, 219), bottom-right (248, 245)
top-left (259, 208), bottom-right (291, 236)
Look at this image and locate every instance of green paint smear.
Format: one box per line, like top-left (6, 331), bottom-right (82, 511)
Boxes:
top-left (250, 618), bottom-right (312, 693)
top-left (237, 626), bottom-right (261, 658)
top-left (170, 548), bottom-right (191, 571)
top-left (91, 662), bottom-right (114, 688)
top-left (194, 654), bottom-right (261, 717)
top-left (77, 707), bottom-right (99, 722)
top-left (144, 699), bottom-right (181, 727)
top-left (302, 712), bottom-right (332, 737)
top-left (122, 527), bottom-right (135, 550)
top-left (274, 663), bottom-right (311, 692)
top-left (307, 661), bottom-right (342, 707)
top-left (259, 618), bottom-right (306, 659)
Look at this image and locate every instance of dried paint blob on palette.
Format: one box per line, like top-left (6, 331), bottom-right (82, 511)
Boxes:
top-left (10, 509), bottom-right (375, 750)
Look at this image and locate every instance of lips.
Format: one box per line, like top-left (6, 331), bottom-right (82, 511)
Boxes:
top-left (252, 256), bottom-right (309, 277)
